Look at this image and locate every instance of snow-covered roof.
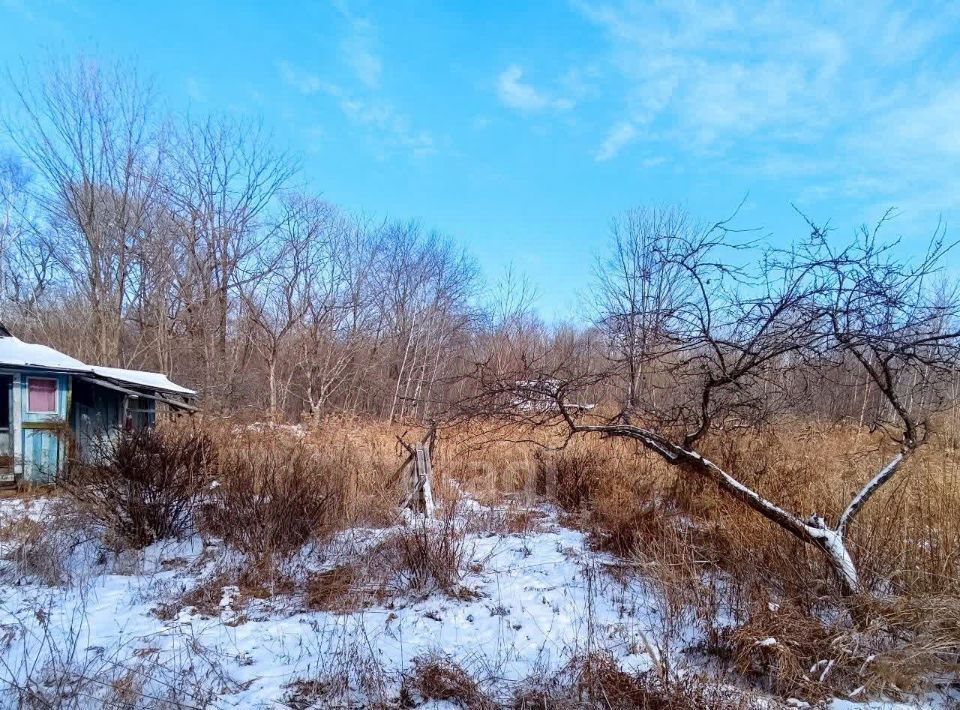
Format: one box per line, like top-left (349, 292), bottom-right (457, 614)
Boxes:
top-left (0, 335), bottom-right (196, 397)
top-left (92, 366), bottom-right (196, 396)
top-left (0, 336), bottom-right (90, 372)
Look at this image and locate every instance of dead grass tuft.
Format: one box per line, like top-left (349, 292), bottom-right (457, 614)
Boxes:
top-left (158, 568), bottom-right (296, 620)
top-left (304, 563), bottom-right (386, 613)
top-left (283, 678), bottom-right (331, 709)
top-left (405, 653), bottom-right (496, 709)
top-left (381, 507), bottom-right (474, 597)
top-left (2, 519), bottom-right (70, 586)
top-left (306, 505), bottom-right (476, 611)
top-left (0, 502), bottom-right (90, 586)
top-left (513, 653), bottom-right (759, 709)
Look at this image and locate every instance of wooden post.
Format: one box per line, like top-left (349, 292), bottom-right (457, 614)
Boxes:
top-left (398, 439), bottom-right (436, 518)
top-left (417, 443), bottom-right (435, 518)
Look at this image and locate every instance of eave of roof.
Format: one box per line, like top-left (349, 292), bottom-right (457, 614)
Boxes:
top-left (0, 336), bottom-right (196, 399)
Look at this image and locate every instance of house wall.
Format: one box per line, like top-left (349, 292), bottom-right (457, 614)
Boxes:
top-left (72, 379), bottom-right (158, 464)
top-left (0, 368), bottom-right (166, 483)
top-left (73, 378), bottom-right (125, 464)
top-left (5, 369), bottom-right (72, 483)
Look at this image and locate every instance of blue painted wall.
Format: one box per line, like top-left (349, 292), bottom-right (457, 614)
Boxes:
top-left (0, 369), bottom-right (159, 483)
top-left (17, 370), bottom-right (70, 483)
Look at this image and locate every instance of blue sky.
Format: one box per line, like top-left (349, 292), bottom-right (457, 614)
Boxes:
top-left (2, 1), bottom-right (959, 321)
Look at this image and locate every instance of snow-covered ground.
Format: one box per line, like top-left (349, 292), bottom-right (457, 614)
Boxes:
top-left (0, 495), bottom-right (945, 708)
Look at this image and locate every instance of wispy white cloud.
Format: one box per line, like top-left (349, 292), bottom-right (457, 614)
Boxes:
top-left (342, 35), bottom-right (382, 89)
top-left (333, 1), bottom-right (382, 89)
top-left (277, 5), bottom-right (437, 158)
top-left (278, 60), bottom-right (435, 158)
top-left (496, 65), bottom-right (574, 113)
top-left (278, 60), bottom-right (337, 96)
top-left (595, 120), bottom-right (635, 161)
top-left (837, 85), bottom-right (960, 215)
top-left (0, 0), bottom-right (35, 21)
top-left (575, 2), bottom-right (857, 148)
top-left (573, 0), bottom-right (960, 218)
top-left (338, 95), bottom-right (435, 155)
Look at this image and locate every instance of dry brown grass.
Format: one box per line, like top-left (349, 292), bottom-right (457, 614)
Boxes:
top-left (34, 413), bottom-right (960, 701)
top-left (304, 502), bottom-right (475, 612)
top-left (0, 498), bottom-right (92, 586)
top-left (416, 416), bottom-right (960, 700)
top-left (513, 653), bottom-right (761, 709)
top-left (195, 417), bottom-right (404, 537)
top-left (1, 514), bottom-right (71, 586)
top-left (381, 510), bottom-right (474, 596)
top-left (304, 563), bottom-right (372, 612)
top-left (304, 415), bottom-right (960, 602)
top-left (405, 653), bottom-right (497, 709)
top-left (496, 420), bottom-right (960, 597)
top-left (300, 415), bottom-right (409, 527)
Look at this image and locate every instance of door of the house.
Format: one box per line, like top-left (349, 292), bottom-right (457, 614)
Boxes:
top-left (23, 426), bottom-right (62, 481)
top-left (0, 375), bottom-right (12, 483)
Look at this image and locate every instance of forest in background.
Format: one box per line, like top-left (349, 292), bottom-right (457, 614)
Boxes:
top-left (4, 57), bottom-right (956, 432)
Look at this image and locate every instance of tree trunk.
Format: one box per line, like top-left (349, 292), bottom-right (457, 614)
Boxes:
top-left (566, 421), bottom-right (910, 613)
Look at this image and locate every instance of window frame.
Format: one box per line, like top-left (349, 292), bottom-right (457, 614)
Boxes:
top-left (26, 377), bottom-right (59, 415)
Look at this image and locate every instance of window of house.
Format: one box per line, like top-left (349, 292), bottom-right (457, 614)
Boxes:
top-left (27, 378), bottom-right (58, 413)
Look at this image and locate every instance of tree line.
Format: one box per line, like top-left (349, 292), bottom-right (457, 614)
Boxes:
top-left (2, 57), bottom-right (958, 433)
top-left (0, 58), bottom-right (493, 421)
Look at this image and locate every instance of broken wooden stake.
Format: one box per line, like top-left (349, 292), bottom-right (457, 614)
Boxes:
top-left (394, 425), bottom-right (437, 518)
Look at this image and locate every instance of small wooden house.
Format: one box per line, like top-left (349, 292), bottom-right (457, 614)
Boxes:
top-left (0, 325), bottom-right (196, 484)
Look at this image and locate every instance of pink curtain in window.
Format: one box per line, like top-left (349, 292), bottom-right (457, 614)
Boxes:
top-left (28, 379), bottom-right (57, 412)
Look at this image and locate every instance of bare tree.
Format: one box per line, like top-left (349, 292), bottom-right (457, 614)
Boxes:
top-left (5, 57), bottom-right (166, 365)
top-left (1, 54), bottom-right (490, 420)
top-left (242, 195), bottom-right (322, 420)
top-left (593, 206), bottom-right (708, 411)
top-left (296, 212), bottom-right (378, 419)
top-left (377, 221), bottom-right (479, 422)
top-left (0, 153), bottom-right (53, 314)
top-left (165, 116), bottom-right (297, 405)
top-left (468, 212), bottom-right (960, 610)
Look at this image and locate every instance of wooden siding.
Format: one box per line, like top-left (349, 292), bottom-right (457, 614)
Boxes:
top-left (14, 370), bottom-right (70, 482)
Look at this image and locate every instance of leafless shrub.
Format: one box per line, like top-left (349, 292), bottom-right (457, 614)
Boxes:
top-left (200, 434), bottom-right (346, 562)
top-left (380, 505), bottom-right (474, 597)
top-left (60, 427), bottom-right (213, 549)
top-left (404, 653), bottom-right (496, 709)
